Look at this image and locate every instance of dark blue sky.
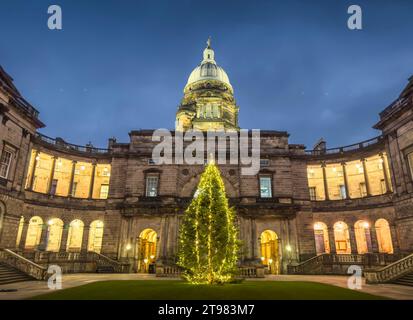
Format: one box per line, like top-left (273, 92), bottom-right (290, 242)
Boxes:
top-left (1, 0), bottom-right (412, 149)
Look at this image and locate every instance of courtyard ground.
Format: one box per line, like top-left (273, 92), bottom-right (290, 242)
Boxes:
top-left (0, 274), bottom-right (412, 300)
top-left (29, 279), bottom-right (384, 300)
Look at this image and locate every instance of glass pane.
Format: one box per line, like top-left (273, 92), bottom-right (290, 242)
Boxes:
top-left (260, 177), bottom-right (272, 198)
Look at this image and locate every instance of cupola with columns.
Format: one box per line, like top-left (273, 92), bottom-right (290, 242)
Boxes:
top-left (175, 38), bottom-right (239, 132)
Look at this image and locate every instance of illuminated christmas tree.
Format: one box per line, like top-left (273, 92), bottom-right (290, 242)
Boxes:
top-left (177, 162), bottom-right (239, 284)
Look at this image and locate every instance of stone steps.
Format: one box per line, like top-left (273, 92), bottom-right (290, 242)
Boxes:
top-left (391, 273), bottom-right (413, 287)
top-left (0, 263), bottom-right (34, 286)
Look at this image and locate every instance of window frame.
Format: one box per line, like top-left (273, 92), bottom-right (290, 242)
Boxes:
top-left (259, 175), bottom-right (273, 198)
top-left (0, 147), bottom-right (14, 180)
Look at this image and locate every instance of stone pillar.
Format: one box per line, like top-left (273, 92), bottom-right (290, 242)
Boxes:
top-left (328, 227), bottom-right (336, 254)
top-left (251, 218), bottom-right (259, 262)
top-left (47, 156), bottom-right (57, 194)
top-left (18, 222), bottom-right (29, 250)
top-left (321, 162), bottom-right (330, 200)
top-left (88, 162), bottom-right (97, 199)
top-left (348, 226), bottom-right (358, 254)
top-left (341, 162), bottom-right (350, 199)
top-left (59, 223), bottom-right (69, 252)
top-left (380, 153), bottom-right (392, 193)
top-left (38, 223), bottom-right (49, 251)
top-left (361, 158), bottom-right (372, 197)
top-left (369, 225), bottom-right (379, 253)
top-left (27, 150), bottom-right (39, 191)
top-left (80, 226), bottom-right (90, 253)
top-left (68, 160), bottom-right (77, 197)
top-left (390, 224), bottom-right (400, 253)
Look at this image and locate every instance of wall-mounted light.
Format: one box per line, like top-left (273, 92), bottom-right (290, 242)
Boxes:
top-left (286, 244), bottom-right (292, 252)
top-left (126, 244), bottom-right (132, 251)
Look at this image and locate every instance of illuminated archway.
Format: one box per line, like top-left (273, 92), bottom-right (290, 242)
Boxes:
top-left (260, 230), bottom-right (280, 274)
top-left (354, 220), bottom-right (372, 254)
top-left (16, 216), bottom-right (24, 247)
top-left (66, 219), bottom-right (84, 252)
top-left (137, 228), bottom-right (157, 273)
top-left (333, 221), bottom-right (351, 254)
top-left (46, 218), bottom-right (64, 252)
top-left (88, 220), bottom-right (104, 253)
top-left (375, 219), bottom-right (393, 254)
top-left (313, 222), bottom-right (330, 254)
top-left (25, 216), bottom-right (43, 249)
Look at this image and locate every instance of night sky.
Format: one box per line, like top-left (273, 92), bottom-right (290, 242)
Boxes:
top-left (1, 0), bottom-right (412, 149)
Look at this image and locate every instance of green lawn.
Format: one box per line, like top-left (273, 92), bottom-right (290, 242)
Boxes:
top-left (31, 280), bottom-right (386, 300)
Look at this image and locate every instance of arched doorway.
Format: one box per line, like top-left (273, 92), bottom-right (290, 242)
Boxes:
top-left (66, 219), bottom-right (84, 252)
top-left (313, 222), bottom-right (330, 254)
top-left (354, 220), bottom-right (372, 254)
top-left (46, 218), bottom-right (64, 252)
top-left (16, 216), bottom-right (24, 247)
top-left (259, 230), bottom-right (280, 274)
top-left (88, 220), bottom-right (104, 253)
top-left (375, 219), bottom-right (393, 253)
top-left (137, 228), bottom-right (157, 273)
top-left (25, 216), bottom-right (43, 250)
top-left (333, 221), bottom-right (351, 254)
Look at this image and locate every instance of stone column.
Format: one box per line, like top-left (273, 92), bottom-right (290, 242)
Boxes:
top-left (18, 222), bottom-right (29, 250)
top-left (27, 150), bottom-right (39, 191)
top-left (38, 223), bottom-right (49, 251)
top-left (369, 225), bottom-right (379, 253)
top-left (390, 224), bottom-right (400, 253)
top-left (47, 156), bottom-right (57, 195)
top-left (380, 153), bottom-right (391, 193)
top-left (251, 218), bottom-right (259, 262)
top-left (348, 226), bottom-right (358, 254)
top-left (88, 162), bottom-right (97, 199)
top-left (59, 223), bottom-right (69, 252)
top-left (68, 160), bottom-right (77, 197)
top-left (80, 226), bottom-right (90, 253)
top-left (341, 162), bottom-right (350, 199)
top-left (361, 158), bottom-right (372, 197)
top-left (328, 227), bottom-right (336, 254)
top-left (321, 162), bottom-right (330, 200)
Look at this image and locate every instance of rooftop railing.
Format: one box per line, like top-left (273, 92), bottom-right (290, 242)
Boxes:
top-left (305, 135), bottom-right (383, 156)
top-left (34, 132), bottom-right (110, 154)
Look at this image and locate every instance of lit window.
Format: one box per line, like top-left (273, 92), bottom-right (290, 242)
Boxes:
top-left (309, 187), bottom-right (316, 201)
top-left (259, 176), bottom-right (272, 198)
top-left (359, 182), bottom-right (367, 197)
top-left (0, 150), bottom-right (13, 179)
top-left (339, 185), bottom-right (346, 199)
top-left (100, 185), bottom-right (109, 199)
top-left (146, 176), bottom-right (159, 197)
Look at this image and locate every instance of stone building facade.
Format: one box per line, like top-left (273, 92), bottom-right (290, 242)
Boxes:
top-left (1, 42), bottom-right (413, 276)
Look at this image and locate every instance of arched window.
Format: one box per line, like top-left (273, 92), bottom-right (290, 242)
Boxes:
top-left (66, 219), bottom-right (84, 252)
top-left (375, 219), bottom-right (394, 254)
top-left (334, 221), bottom-right (351, 254)
top-left (313, 222), bottom-right (330, 254)
top-left (88, 220), bottom-right (104, 253)
top-left (46, 218), bottom-right (64, 252)
top-left (259, 230), bottom-right (280, 274)
top-left (354, 220), bottom-right (372, 254)
top-left (137, 228), bottom-right (157, 273)
top-left (25, 216), bottom-right (43, 249)
top-left (16, 216), bottom-right (24, 247)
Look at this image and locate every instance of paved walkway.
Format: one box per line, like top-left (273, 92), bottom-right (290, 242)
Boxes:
top-left (0, 273), bottom-right (412, 300)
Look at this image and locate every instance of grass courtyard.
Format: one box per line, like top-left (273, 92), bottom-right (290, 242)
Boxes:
top-left (31, 280), bottom-right (386, 300)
